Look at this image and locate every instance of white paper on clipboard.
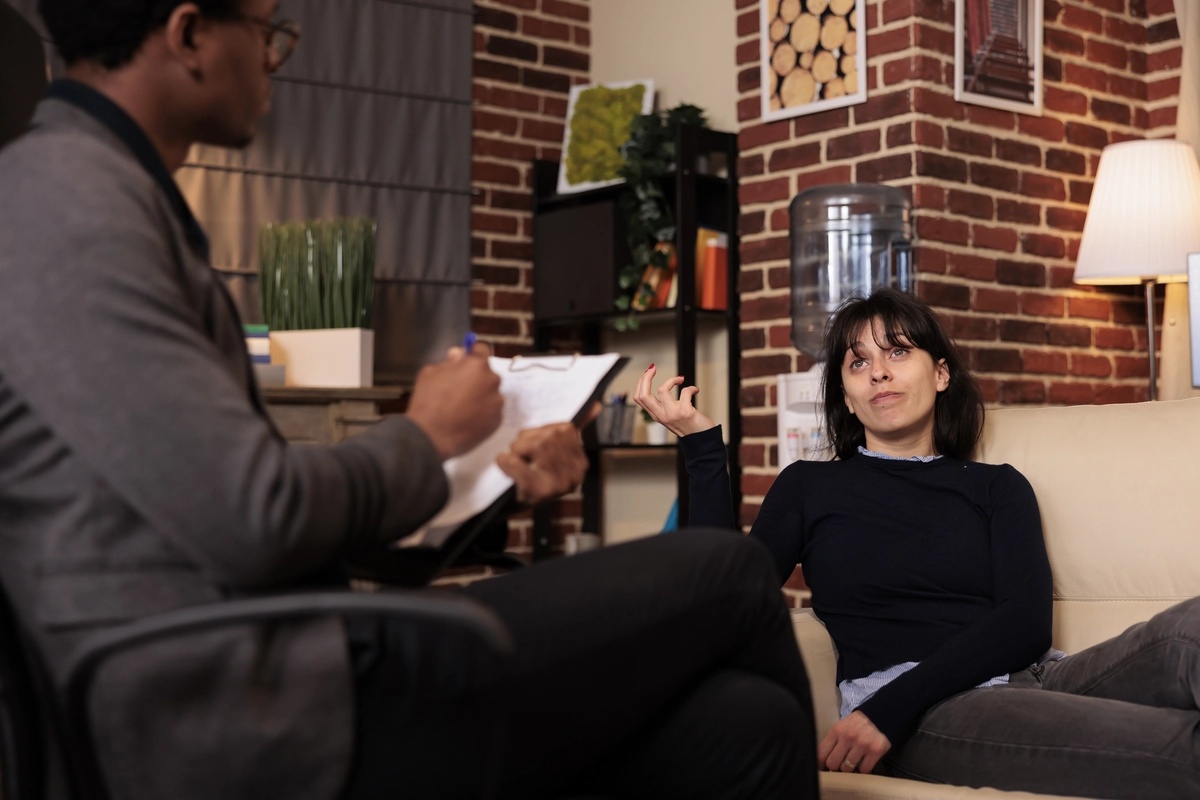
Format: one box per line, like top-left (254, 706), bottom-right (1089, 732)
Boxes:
top-left (407, 352), bottom-right (625, 548)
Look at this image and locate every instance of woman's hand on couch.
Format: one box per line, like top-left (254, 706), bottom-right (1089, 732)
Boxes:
top-left (817, 710), bottom-right (891, 776)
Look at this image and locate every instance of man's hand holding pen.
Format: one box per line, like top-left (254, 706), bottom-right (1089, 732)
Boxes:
top-left (406, 337), bottom-right (502, 461)
top-left (409, 333), bottom-right (597, 506)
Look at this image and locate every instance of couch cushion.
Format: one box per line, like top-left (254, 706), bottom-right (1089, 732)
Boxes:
top-left (797, 615), bottom-right (1104, 799)
top-left (976, 397), bottom-right (1200, 652)
top-left (793, 609), bottom-right (840, 737)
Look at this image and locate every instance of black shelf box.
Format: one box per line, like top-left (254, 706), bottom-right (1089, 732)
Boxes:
top-left (533, 198), bottom-right (628, 321)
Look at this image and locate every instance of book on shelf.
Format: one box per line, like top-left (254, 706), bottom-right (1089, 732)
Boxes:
top-left (244, 324), bottom-right (271, 364)
top-left (631, 242), bottom-right (678, 311)
top-left (693, 227), bottom-right (728, 310)
top-left (628, 231), bottom-right (728, 313)
top-left (653, 264), bottom-right (675, 309)
top-left (665, 265), bottom-right (679, 309)
top-left (700, 233), bottom-right (728, 311)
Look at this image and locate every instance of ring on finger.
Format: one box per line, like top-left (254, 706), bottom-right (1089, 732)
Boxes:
top-left (842, 759), bottom-right (857, 772)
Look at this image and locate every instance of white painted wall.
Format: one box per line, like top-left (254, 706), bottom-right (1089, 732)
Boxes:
top-left (590, 0), bottom-right (738, 133)
top-left (588, 0), bottom-right (737, 541)
top-left (599, 319), bottom-right (730, 543)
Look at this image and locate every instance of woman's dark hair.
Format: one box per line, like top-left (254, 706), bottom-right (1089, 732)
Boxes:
top-left (39, 0), bottom-right (239, 69)
top-left (821, 288), bottom-right (984, 460)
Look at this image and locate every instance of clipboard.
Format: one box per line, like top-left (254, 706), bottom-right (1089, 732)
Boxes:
top-left (343, 353), bottom-right (629, 587)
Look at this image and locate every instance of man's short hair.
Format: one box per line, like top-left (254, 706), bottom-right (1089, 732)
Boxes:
top-left (39, 0), bottom-right (240, 69)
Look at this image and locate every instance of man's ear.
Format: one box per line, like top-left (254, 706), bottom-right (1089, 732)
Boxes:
top-left (162, 3), bottom-right (204, 72)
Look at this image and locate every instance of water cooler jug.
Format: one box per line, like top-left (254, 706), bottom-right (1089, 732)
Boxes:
top-left (778, 184), bottom-right (913, 467)
top-left (789, 183), bottom-right (913, 360)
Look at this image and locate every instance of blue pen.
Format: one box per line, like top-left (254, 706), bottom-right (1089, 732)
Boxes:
top-left (462, 331), bottom-right (477, 352)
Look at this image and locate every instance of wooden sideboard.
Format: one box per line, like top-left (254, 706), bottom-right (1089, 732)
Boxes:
top-left (262, 386), bottom-right (407, 444)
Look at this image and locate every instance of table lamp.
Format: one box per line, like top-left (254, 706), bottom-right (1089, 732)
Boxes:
top-left (1073, 139), bottom-right (1200, 400)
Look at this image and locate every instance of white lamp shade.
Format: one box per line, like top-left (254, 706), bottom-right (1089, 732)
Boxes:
top-left (1074, 139), bottom-right (1200, 285)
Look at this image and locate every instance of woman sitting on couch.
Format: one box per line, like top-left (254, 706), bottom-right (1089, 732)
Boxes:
top-left (635, 288), bottom-right (1200, 799)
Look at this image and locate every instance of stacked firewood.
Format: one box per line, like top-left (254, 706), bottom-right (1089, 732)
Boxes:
top-left (765, 0), bottom-right (858, 111)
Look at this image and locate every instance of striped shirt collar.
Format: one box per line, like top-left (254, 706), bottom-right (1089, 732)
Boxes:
top-left (857, 446), bottom-right (942, 463)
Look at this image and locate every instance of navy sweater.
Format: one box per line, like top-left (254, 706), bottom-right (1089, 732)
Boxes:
top-left (680, 426), bottom-right (1053, 744)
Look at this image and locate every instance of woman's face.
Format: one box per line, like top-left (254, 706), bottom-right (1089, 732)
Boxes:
top-left (840, 317), bottom-right (949, 456)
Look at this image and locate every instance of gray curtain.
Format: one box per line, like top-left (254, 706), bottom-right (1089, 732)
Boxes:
top-left (7, 0), bottom-right (473, 385)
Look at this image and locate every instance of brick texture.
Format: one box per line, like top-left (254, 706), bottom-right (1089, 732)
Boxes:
top-left (731, 0), bottom-right (1181, 529)
top-left (472, 0), bottom-right (591, 554)
top-left (470, 1), bottom-right (1182, 564)
top-left (473, 0), bottom-right (590, 354)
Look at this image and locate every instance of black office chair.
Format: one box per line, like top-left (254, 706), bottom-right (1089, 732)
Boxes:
top-left (0, 576), bottom-right (47, 800)
top-left (0, 582), bottom-right (513, 800)
top-left (0, 0), bottom-right (49, 151)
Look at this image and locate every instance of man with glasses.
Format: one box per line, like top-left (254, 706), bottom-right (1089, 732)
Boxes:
top-left (0, 2), bottom-right (818, 799)
top-left (231, 9), bottom-right (301, 67)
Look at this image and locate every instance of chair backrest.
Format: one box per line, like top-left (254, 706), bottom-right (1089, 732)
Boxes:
top-left (0, 575), bottom-right (118, 800)
top-left (0, 580), bottom-right (46, 800)
top-left (0, 1), bottom-right (49, 150)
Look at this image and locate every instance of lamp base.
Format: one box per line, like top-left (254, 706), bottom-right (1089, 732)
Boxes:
top-left (1144, 278), bottom-right (1158, 402)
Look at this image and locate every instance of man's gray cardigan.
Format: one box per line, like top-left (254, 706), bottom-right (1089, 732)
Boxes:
top-left (0, 95), bottom-right (451, 799)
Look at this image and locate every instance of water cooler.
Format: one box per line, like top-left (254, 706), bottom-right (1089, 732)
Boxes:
top-left (777, 365), bottom-right (825, 470)
top-left (777, 184), bottom-right (913, 468)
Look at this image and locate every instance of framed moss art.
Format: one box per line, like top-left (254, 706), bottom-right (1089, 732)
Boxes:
top-left (557, 79), bottom-right (655, 195)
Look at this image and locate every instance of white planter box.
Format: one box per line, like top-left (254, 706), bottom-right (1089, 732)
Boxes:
top-left (269, 328), bottom-right (374, 388)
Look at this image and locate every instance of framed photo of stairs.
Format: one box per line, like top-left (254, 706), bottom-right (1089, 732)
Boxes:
top-left (954, 0), bottom-right (1043, 116)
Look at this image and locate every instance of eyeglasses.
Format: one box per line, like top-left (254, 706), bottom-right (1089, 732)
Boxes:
top-left (227, 12), bottom-right (301, 69)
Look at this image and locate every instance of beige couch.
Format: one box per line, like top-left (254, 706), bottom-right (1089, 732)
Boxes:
top-left (792, 397), bottom-right (1200, 800)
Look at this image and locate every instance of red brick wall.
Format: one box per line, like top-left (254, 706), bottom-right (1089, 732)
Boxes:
top-left (471, 0), bottom-right (591, 556)
top-left (734, 0), bottom-right (1181, 604)
top-left (472, 0), bottom-right (589, 353)
top-left (734, 0), bottom-right (1180, 484)
top-left (467, 0), bottom-right (1183, 569)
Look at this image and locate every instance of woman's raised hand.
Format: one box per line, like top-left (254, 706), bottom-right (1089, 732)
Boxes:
top-left (632, 364), bottom-right (717, 438)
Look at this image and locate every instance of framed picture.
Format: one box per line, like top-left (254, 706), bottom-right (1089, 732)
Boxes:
top-left (760, 0), bottom-right (866, 122)
top-left (557, 79), bottom-right (655, 195)
top-left (954, 0), bottom-right (1043, 116)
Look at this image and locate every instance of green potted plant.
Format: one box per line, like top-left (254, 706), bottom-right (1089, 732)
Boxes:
top-left (258, 217), bottom-right (376, 387)
top-left (613, 103), bottom-right (708, 330)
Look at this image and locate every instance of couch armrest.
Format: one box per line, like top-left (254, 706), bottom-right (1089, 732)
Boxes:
top-left (792, 608), bottom-right (841, 738)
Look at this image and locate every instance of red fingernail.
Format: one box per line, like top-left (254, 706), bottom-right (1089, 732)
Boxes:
top-left (647, 363), bottom-right (655, 370)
